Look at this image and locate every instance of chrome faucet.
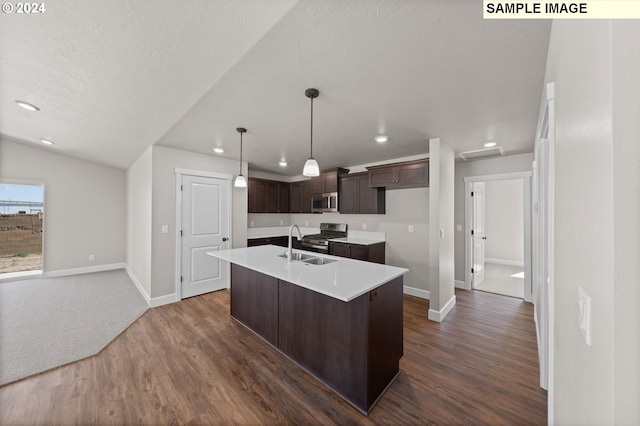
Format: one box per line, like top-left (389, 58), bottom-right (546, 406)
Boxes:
top-left (288, 224), bottom-right (303, 261)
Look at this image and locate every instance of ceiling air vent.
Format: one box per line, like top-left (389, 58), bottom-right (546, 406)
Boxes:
top-left (458, 146), bottom-right (505, 161)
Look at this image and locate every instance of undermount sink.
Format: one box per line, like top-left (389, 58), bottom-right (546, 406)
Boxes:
top-left (303, 257), bottom-right (338, 265)
top-left (277, 252), bottom-right (316, 261)
top-left (278, 252), bottom-right (338, 265)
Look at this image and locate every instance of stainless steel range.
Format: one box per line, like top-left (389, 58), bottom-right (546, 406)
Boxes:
top-left (301, 223), bottom-right (348, 253)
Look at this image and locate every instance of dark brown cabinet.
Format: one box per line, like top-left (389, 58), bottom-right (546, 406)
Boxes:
top-left (339, 172), bottom-right (385, 214)
top-left (248, 178), bottom-right (267, 213)
top-left (230, 264), bottom-right (279, 346)
top-left (329, 241), bottom-right (385, 264)
top-left (289, 180), bottom-right (313, 213)
top-left (230, 263), bottom-right (404, 414)
top-left (247, 236), bottom-right (289, 248)
top-left (367, 159), bottom-right (429, 189)
top-left (248, 178), bottom-right (290, 213)
top-left (311, 168), bottom-right (349, 194)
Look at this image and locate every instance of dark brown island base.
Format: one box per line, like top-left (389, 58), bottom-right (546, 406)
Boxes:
top-left (209, 245), bottom-right (407, 414)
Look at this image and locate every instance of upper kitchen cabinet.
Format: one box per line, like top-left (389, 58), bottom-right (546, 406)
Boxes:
top-left (249, 178), bottom-right (290, 213)
top-left (289, 180), bottom-right (313, 213)
top-left (311, 168), bottom-right (349, 194)
top-left (367, 159), bottom-right (429, 189)
top-left (339, 172), bottom-right (385, 214)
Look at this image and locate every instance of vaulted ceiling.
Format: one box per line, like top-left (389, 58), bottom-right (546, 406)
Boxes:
top-left (1, 0), bottom-right (551, 175)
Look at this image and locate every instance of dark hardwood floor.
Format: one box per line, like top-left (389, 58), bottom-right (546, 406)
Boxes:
top-left (0, 289), bottom-right (547, 425)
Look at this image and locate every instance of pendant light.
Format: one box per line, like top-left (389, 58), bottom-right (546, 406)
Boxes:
top-left (303, 88), bottom-right (320, 177)
top-left (234, 127), bottom-right (247, 188)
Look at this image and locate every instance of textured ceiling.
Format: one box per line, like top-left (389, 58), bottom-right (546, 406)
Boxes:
top-left (0, 0), bottom-right (297, 169)
top-left (1, 0), bottom-right (551, 174)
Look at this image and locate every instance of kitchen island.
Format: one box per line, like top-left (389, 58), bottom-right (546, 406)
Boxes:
top-left (208, 244), bottom-right (408, 414)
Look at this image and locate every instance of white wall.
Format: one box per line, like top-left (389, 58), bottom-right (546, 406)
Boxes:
top-left (611, 21), bottom-right (640, 424)
top-left (541, 19), bottom-right (640, 425)
top-left (0, 137), bottom-right (126, 272)
top-left (428, 138), bottom-right (455, 321)
top-left (454, 153), bottom-right (533, 281)
top-left (126, 146), bottom-right (153, 297)
top-left (150, 146), bottom-right (248, 299)
top-left (484, 179), bottom-right (523, 264)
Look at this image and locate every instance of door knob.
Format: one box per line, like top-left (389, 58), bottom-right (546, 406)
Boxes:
top-left (222, 237), bottom-right (228, 241)
top-left (482, 236), bottom-right (487, 240)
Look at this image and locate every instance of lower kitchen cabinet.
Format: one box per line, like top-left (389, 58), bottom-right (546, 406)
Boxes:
top-left (329, 241), bottom-right (385, 264)
top-left (247, 236), bottom-right (301, 249)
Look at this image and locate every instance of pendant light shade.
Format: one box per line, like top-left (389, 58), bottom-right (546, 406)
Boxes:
top-left (303, 158), bottom-right (319, 177)
top-left (234, 127), bottom-right (247, 188)
top-left (303, 88), bottom-right (320, 177)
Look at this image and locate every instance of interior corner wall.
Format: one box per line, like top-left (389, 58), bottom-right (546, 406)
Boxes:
top-left (454, 153), bottom-right (533, 281)
top-left (0, 137), bottom-right (126, 272)
top-left (126, 146), bottom-right (153, 297)
top-left (150, 146), bottom-right (248, 299)
top-left (543, 20), bottom-right (616, 425)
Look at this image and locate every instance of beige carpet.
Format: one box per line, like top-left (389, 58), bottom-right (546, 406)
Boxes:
top-left (0, 269), bottom-right (148, 385)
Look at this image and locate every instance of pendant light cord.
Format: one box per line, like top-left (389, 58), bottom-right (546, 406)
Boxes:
top-left (239, 132), bottom-right (243, 174)
top-left (310, 96), bottom-right (314, 158)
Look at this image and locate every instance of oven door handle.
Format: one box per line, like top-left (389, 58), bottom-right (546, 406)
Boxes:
top-left (303, 244), bottom-right (329, 250)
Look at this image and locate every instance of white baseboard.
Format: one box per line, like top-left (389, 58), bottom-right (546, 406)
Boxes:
top-left (403, 285), bottom-right (430, 299)
top-left (150, 293), bottom-right (179, 308)
top-left (124, 265), bottom-right (179, 308)
top-left (455, 279), bottom-right (469, 290)
top-left (44, 263), bottom-right (125, 278)
top-left (428, 294), bottom-right (457, 322)
top-left (485, 258), bottom-right (524, 267)
top-left (124, 265), bottom-right (151, 306)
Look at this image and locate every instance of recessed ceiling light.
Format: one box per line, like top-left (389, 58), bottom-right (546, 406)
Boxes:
top-left (279, 160), bottom-right (288, 167)
top-left (484, 142), bottom-right (497, 148)
top-left (375, 135), bottom-right (388, 143)
top-left (16, 100), bottom-right (40, 111)
top-left (213, 147), bottom-right (224, 154)
top-left (40, 139), bottom-right (54, 145)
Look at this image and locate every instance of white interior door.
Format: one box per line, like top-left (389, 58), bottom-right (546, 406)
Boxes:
top-left (472, 182), bottom-right (486, 287)
top-left (181, 175), bottom-right (230, 299)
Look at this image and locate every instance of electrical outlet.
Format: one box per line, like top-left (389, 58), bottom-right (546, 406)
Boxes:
top-left (250, 221), bottom-right (254, 227)
top-left (457, 224), bottom-right (463, 232)
top-left (305, 220), bottom-right (309, 226)
top-left (408, 225), bottom-right (414, 233)
top-left (89, 254), bottom-right (95, 261)
top-left (362, 223), bottom-right (367, 230)
top-left (280, 220), bottom-right (284, 226)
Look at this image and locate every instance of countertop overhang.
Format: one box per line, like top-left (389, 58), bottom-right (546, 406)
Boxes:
top-left (208, 245), bottom-right (408, 302)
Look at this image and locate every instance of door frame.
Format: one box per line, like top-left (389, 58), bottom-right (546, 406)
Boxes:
top-left (464, 171), bottom-right (533, 303)
top-left (174, 168), bottom-right (233, 300)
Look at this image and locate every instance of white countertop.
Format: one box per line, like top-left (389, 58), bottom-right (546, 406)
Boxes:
top-left (328, 237), bottom-right (384, 246)
top-left (247, 226), bottom-right (385, 243)
top-left (208, 245), bottom-right (407, 302)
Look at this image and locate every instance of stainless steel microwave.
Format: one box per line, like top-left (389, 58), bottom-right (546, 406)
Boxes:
top-left (312, 192), bottom-right (338, 213)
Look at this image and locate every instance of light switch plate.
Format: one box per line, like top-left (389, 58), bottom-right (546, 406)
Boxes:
top-left (161, 225), bottom-right (169, 234)
top-left (578, 286), bottom-right (592, 346)
top-left (408, 225), bottom-right (414, 233)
